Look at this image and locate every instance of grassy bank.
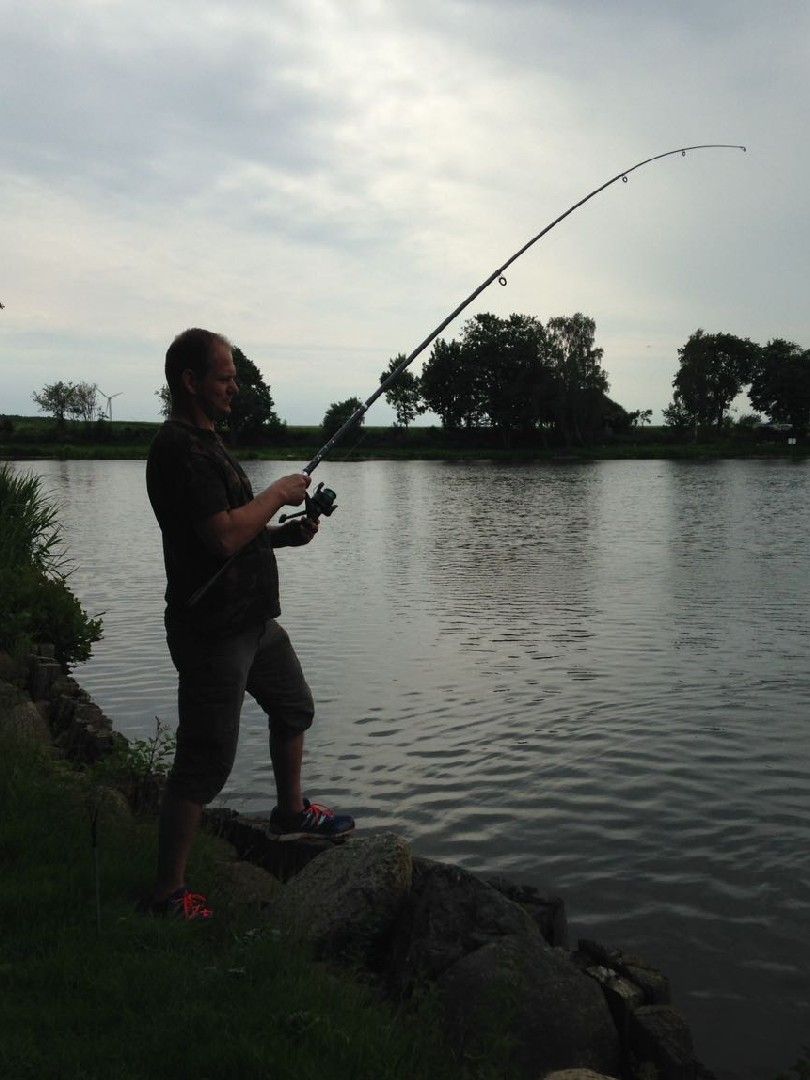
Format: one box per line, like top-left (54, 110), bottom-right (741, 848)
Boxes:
top-left (0, 732), bottom-right (494, 1080)
top-left (2, 415), bottom-right (808, 462)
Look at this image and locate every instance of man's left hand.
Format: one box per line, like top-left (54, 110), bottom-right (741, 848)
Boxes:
top-left (279, 517), bottom-right (319, 546)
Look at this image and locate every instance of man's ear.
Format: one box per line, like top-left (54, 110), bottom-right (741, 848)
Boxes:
top-left (181, 368), bottom-right (199, 397)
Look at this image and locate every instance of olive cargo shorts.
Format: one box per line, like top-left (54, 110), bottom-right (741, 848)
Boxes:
top-left (165, 618), bottom-right (314, 804)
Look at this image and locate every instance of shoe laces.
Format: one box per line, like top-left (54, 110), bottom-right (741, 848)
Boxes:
top-left (175, 889), bottom-right (213, 921)
top-left (302, 801), bottom-right (334, 825)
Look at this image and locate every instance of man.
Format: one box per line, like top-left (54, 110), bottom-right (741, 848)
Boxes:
top-left (144, 328), bottom-right (354, 920)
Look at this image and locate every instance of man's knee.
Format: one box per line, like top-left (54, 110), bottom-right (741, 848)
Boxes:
top-left (167, 726), bottom-right (239, 805)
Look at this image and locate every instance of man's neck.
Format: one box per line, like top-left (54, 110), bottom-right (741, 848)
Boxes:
top-left (171, 402), bottom-right (215, 431)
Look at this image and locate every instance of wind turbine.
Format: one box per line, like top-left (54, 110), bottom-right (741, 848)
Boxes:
top-left (95, 386), bottom-right (122, 421)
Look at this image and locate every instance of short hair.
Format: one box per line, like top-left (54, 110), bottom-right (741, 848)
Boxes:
top-left (165, 328), bottom-right (231, 403)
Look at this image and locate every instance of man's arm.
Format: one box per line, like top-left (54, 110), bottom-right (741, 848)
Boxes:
top-left (195, 472), bottom-right (310, 560)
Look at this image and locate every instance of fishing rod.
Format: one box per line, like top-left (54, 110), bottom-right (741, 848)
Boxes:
top-left (189, 142), bottom-right (746, 605)
top-left (300, 143), bottom-right (747, 484)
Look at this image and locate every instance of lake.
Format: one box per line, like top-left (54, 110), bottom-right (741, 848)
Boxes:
top-left (14, 456), bottom-right (810, 1079)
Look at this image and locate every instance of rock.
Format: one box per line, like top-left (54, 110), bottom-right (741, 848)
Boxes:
top-left (91, 785), bottom-right (132, 820)
top-left (268, 832), bottom-right (412, 965)
top-left (578, 939), bottom-right (671, 1005)
top-left (0, 652), bottom-right (25, 684)
top-left (487, 874), bottom-right (568, 946)
top-left (204, 809), bottom-right (336, 880)
top-left (439, 935), bottom-right (622, 1080)
top-left (628, 1005), bottom-right (696, 1080)
top-left (29, 659), bottom-right (62, 701)
top-left (388, 856), bottom-right (542, 994)
top-left (218, 858), bottom-right (281, 907)
top-left (0, 697), bottom-right (51, 744)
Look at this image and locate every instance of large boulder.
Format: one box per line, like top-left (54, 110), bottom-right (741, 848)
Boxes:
top-left (268, 832), bottom-right (412, 965)
top-left (388, 856), bottom-right (542, 994)
top-left (0, 686), bottom-right (51, 744)
top-left (439, 935), bottom-right (622, 1080)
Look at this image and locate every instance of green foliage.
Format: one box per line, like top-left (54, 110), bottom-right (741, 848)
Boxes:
top-left (421, 337), bottom-right (481, 430)
top-left (0, 564), bottom-right (102, 665)
top-left (0, 463), bottom-right (102, 665)
top-left (545, 313), bottom-right (609, 445)
top-left (322, 396), bottom-right (365, 441)
top-left (71, 382), bottom-right (98, 424)
top-left (667, 329), bottom-right (760, 432)
top-left (421, 312), bottom-right (611, 446)
top-left (225, 347), bottom-right (284, 445)
top-left (32, 381), bottom-right (80, 429)
top-left (380, 354), bottom-right (425, 428)
top-left (155, 384), bottom-right (172, 417)
top-left (0, 464), bottom-right (64, 575)
top-left (749, 339), bottom-right (810, 436)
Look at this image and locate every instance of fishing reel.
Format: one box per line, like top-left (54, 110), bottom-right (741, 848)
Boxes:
top-left (279, 481), bottom-right (338, 524)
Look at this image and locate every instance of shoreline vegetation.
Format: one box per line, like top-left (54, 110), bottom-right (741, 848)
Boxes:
top-left (1, 415), bottom-right (807, 463)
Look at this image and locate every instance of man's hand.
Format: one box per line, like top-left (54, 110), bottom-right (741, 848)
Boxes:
top-left (270, 472), bottom-right (311, 507)
top-left (272, 517), bottom-right (319, 547)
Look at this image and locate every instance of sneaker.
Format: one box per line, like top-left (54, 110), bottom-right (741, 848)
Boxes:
top-left (269, 797), bottom-right (355, 840)
top-left (138, 886), bottom-right (213, 921)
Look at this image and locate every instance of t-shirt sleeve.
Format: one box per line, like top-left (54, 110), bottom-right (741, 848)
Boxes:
top-left (148, 435), bottom-right (231, 525)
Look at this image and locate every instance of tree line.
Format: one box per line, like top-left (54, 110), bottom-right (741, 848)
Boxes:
top-left (665, 330), bottom-right (810, 436)
top-left (29, 321), bottom-right (810, 447)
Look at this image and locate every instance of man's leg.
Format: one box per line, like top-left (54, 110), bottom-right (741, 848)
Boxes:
top-left (153, 790), bottom-right (203, 902)
top-left (248, 619), bottom-right (354, 836)
top-left (150, 624), bottom-right (254, 905)
top-left (269, 723), bottom-right (305, 816)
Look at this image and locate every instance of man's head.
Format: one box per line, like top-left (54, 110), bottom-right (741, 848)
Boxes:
top-left (165, 329), bottom-right (238, 422)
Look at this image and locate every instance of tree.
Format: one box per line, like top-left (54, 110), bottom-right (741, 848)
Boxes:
top-left (224, 347), bottom-right (283, 445)
top-left (379, 355), bottom-right (424, 428)
top-left (420, 337), bottom-right (482, 431)
top-left (667, 330), bottom-right (759, 433)
top-left (629, 409), bottom-right (653, 427)
top-left (70, 382), bottom-right (98, 424)
top-left (32, 381), bottom-right (78, 431)
top-left (321, 397), bottom-right (364, 442)
top-left (749, 338), bottom-right (810, 437)
top-left (460, 313), bottom-right (553, 444)
top-left (544, 313), bottom-right (609, 444)
top-left (155, 385), bottom-right (171, 417)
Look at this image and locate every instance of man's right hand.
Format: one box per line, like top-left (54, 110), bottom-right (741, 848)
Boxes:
top-left (270, 472), bottom-right (311, 507)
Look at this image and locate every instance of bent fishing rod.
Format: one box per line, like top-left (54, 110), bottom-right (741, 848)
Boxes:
top-left (189, 142), bottom-right (746, 606)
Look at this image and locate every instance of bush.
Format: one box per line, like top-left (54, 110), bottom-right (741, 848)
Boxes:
top-left (0, 463), bottom-right (102, 665)
top-left (0, 564), bottom-right (102, 665)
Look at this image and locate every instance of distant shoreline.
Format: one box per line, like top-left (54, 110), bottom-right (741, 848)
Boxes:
top-left (2, 442), bottom-right (807, 463)
top-left (2, 415), bottom-right (806, 463)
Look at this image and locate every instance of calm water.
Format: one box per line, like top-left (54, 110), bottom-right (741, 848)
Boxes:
top-left (15, 457), bottom-right (810, 1079)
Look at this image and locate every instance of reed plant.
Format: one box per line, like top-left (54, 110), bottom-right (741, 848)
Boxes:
top-left (0, 463), bottom-right (65, 576)
top-left (0, 463), bottom-right (102, 664)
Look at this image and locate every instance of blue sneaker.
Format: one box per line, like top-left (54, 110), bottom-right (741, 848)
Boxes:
top-left (269, 797), bottom-right (355, 840)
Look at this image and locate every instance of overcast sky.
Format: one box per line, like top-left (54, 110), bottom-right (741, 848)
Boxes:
top-left (1, 0), bottom-right (807, 425)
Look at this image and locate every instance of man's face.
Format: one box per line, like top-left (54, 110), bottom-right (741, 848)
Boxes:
top-left (195, 341), bottom-right (239, 420)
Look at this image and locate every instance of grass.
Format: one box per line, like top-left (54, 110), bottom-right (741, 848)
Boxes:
top-left (0, 733), bottom-right (497, 1080)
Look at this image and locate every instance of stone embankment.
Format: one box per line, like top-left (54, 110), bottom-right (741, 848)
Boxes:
top-left (1, 646), bottom-right (716, 1080)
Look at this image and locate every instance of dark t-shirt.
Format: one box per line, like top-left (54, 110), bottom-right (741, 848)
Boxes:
top-left (146, 419), bottom-right (280, 635)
